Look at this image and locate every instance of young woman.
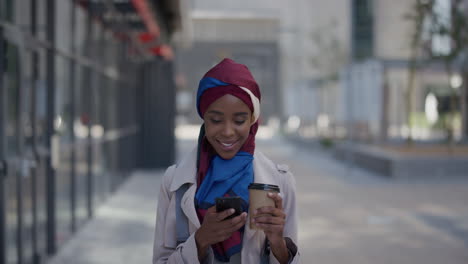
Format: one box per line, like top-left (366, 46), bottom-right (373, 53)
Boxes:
top-left (152, 58), bottom-right (300, 264)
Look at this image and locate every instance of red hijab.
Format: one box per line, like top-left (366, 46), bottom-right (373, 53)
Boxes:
top-left (197, 58), bottom-right (261, 185)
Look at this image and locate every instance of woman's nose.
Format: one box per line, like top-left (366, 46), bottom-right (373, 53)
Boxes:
top-left (221, 123), bottom-right (235, 137)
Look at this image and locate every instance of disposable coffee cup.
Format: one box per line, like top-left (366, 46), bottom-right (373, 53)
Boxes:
top-left (248, 183), bottom-right (280, 230)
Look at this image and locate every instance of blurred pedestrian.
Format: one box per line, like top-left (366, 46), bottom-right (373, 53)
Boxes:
top-left (152, 58), bottom-right (300, 264)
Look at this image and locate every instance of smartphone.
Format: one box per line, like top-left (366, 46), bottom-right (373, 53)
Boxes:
top-left (215, 196), bottom-right (242, 220)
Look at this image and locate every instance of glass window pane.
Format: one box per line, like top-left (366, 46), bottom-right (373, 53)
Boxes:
top-left (54, 55), bottom-right (73, 247)
top-left (56, 0), bottom-right (72, 53)
top-left (13, 0), bottom-right (31, 28)
top-left (74, 63), bottom-right (88, 227)
top-left (4, 44), bottom-right (19, 155)
top-left (0, 0), bottom-right (14, 21)
top-left (3, 42), bottom-right (19, 264)
top-left (6, 171), bottom-right (18, 264)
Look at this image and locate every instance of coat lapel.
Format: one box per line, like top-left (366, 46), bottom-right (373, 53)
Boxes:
top-left (181, 183), bottom-right (201, 229)
top-left (170, 147), bottom-right (201, 230)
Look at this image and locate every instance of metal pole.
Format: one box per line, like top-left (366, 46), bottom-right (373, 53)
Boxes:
top-left (0, 24), bottom-right (7, 264)
top-left (85, 7), bottom-right (94, 219)
top-left (16, 37), bottom-right (25, 264)
top-left (45, 0), bottom-right (56, 255)
top-left (380, 66), bottom-right (389, 142)
top-left (462, 73), bottom-right (468, 141)
top-left (69, 0), bottom-right (77, 233)
top-left (30, 0), bottom-right (41, 262)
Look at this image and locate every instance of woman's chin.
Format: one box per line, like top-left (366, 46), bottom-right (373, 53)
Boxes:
top-left (215, 149), bottom-right (238, 160)
top-left (218, 153), bottom-right (236, 160)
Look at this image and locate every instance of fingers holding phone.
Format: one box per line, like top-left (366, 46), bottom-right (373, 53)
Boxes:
top-left (195, 198), bottom-right (247, 252)
top-left (216, 197), bottom-right (247, 233)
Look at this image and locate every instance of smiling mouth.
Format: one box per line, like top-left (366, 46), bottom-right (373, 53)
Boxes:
top-left (217, 140), bottom-right (238, 150)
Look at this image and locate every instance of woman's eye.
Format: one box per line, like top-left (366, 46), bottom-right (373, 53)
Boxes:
top-left (235, 120), bottom-right (246, 125)
top-left (210, 119), bottom-right (221, 124)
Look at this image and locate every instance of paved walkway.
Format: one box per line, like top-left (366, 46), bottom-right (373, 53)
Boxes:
top-left (266, 138), bottom-right (468, 264)
top-left (48, 170), bottom-right (163, 264)
top-left (48, 136), bottom-right (468, 264)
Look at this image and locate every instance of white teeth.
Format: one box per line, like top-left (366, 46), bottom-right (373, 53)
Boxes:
top-left (221, 142), bottom-right (233, 147)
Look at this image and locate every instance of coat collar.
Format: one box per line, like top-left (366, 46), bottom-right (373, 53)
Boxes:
top-left (169, 147), bottom-right (198, 193)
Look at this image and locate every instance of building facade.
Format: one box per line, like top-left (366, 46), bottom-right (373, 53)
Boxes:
top-left (0, 0), bottom-right (185, 263)
top-left (340, 0), bottom-right (465, 142)
top-left (282, 0), bottom-right (466, 142)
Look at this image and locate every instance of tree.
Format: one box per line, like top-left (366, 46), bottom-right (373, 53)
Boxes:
top-left (309, 20), bottom-right (348, 83)
top-left (407, 0), bottom-right (468, 144)
top-left (405, 0), bottom-right (432, 145)
top-left (308, 20), bottom-right (348, 138)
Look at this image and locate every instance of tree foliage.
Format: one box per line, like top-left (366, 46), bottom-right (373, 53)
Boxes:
top-left (407, 0), bottom-right (468, 143)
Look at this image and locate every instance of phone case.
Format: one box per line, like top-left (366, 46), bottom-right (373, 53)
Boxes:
top-left (215, 196), bottom-right (242, 219)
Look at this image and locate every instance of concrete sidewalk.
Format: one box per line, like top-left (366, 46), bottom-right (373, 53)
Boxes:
top-left (265, 137), bottom-right (468, 264)
top-left (48, 170), bottom-right (163, 264)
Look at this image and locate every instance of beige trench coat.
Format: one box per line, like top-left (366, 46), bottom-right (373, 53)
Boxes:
top-left (152, 148), bottom-right (300, 264)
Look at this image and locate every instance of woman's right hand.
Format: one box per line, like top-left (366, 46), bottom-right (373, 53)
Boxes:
top-left (195, 206), bottom-right (247, 260)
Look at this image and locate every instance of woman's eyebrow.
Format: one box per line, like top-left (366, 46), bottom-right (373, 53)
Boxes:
top-left (207, 110), bottom-right (249, 116)
top-left (207, 110), bottom-right (223, 115)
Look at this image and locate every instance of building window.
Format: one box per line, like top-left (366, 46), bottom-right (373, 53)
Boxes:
top-left (431, 0), bottom-right (451, 56)
top-left (0, 0), bottom-right (14, 21)
top-left (352, 0), bottom-right (374, 60)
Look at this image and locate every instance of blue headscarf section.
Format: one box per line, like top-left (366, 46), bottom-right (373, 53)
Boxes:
top-left (196, 77), bottom-right (230, 117)
top-left (195, 151), bottom-right (254, 210)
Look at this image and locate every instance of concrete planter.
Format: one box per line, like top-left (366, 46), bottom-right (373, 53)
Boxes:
top-left (334, 143), bottom-right (468, 178)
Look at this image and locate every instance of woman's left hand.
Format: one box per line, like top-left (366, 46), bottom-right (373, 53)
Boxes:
top-left (252, 192), bottom-right (289, 263)
top-left (252, 192), bottom-right (286, 244)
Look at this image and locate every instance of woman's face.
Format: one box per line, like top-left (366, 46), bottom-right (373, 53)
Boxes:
top-left (203, 94), bottom-right (254, 160)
